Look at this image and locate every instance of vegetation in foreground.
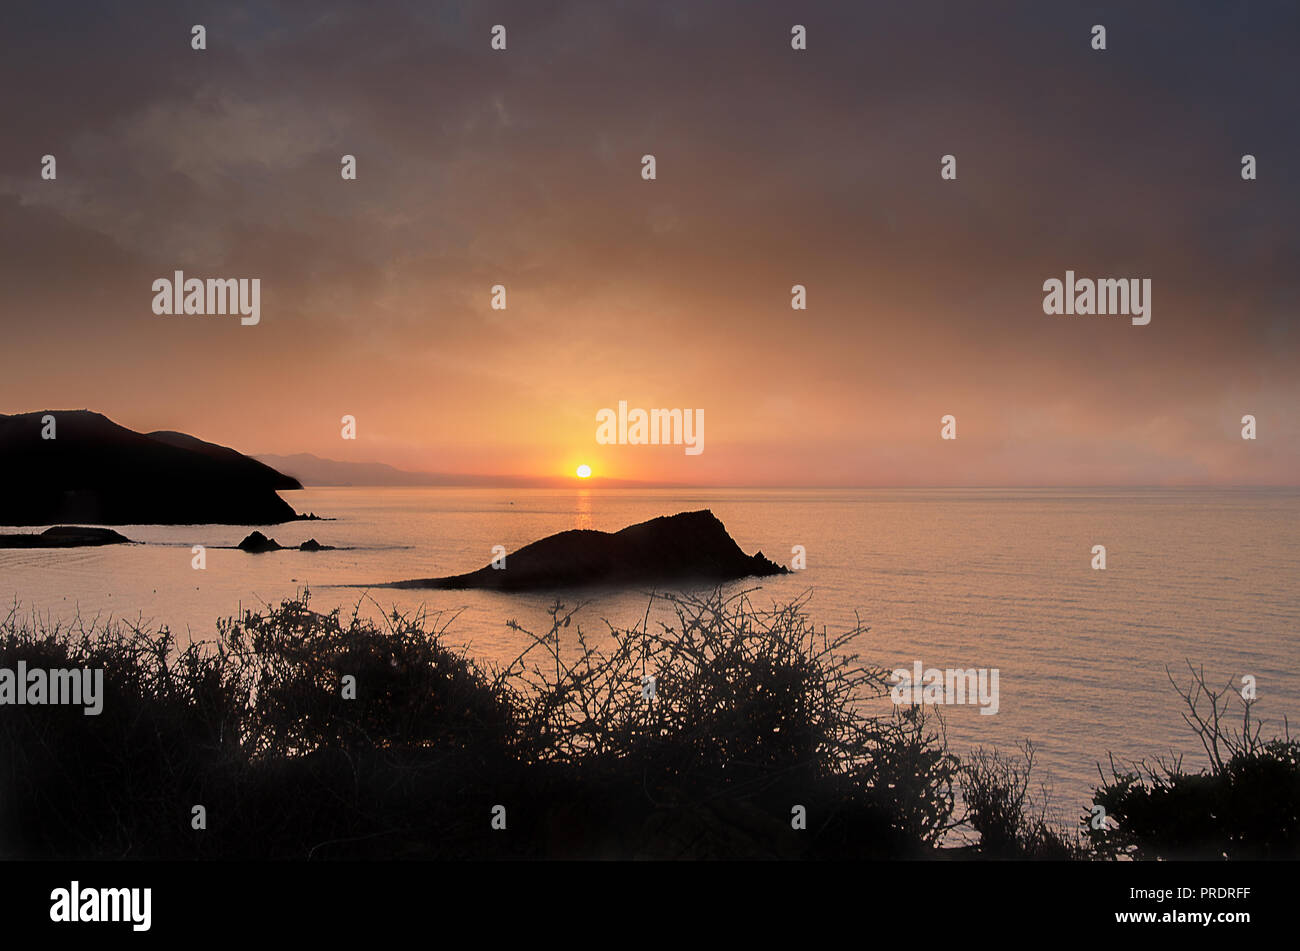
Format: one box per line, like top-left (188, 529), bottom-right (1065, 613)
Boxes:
top-left (0, 592), bottom-right (1294, 860)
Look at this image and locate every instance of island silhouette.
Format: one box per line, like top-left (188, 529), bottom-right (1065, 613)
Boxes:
top-left (376, 510), bottom-right (788, 590)
top-left (0, 526), bottom-right (132, 548)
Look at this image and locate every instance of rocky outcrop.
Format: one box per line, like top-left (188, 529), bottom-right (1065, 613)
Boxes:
top-left (237, 532), bottom-right (334, 552)
top-left (0, 526), bottom-right (132, 548)
top-left (0, 410), bottom-right (304, 525)
top-left (237, 531), bottom-right (281, 552)
top-left (383, 510), bottom-right (788, 591)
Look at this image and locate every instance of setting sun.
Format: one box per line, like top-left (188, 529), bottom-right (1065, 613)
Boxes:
top-left (575, 464), bottom-right (592, 479)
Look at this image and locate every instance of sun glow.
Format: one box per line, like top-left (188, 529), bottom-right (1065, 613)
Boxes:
top-left (575, 464), bottom-right (592, 479)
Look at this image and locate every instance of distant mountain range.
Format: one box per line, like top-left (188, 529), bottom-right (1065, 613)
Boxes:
top-left (252, 454), bottom-right (467, 487)
top-left (0, 410), bottom-right (304, 525)
top-left (252, 453), bottom-right (668, 488)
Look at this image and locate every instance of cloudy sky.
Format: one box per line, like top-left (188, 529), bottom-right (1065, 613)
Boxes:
top-left (2, 0), bottom-right (1296, 485)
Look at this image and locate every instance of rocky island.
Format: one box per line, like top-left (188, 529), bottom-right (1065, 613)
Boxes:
top-left (0, 526), bottom-right (133, 548)
top-left (380, 510), bottom-right (788, 590)
top-left (237, 531), bottom-right (335, 553)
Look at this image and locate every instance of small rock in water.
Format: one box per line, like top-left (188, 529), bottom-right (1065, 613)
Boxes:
top-left (237, 531), bottom-right (282, 553)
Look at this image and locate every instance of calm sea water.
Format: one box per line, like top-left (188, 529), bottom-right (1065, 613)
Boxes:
top-left (3, 486), bottom-right (1297, 817)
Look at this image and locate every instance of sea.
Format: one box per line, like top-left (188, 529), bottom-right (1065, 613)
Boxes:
top-left (3, 486), bottom-right (1297, 820)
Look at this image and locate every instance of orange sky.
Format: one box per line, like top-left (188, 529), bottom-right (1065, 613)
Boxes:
top-left (1, 1), bottom-right (1296, 486)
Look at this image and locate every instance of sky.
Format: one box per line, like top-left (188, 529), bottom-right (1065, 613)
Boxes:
top-left (1, 0), bottom-right (1297, 486)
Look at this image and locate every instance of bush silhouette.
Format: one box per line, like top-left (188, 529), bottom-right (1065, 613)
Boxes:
top-left (961, 741), bottom-right (1084, 859)
top-left (1088, 663), bottom-right (1299, 860)
top-left (0, 589), bottom-right (957, 859)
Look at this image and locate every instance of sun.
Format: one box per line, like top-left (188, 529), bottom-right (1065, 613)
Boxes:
top-left (575, 464), bottom-right (592, 479)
